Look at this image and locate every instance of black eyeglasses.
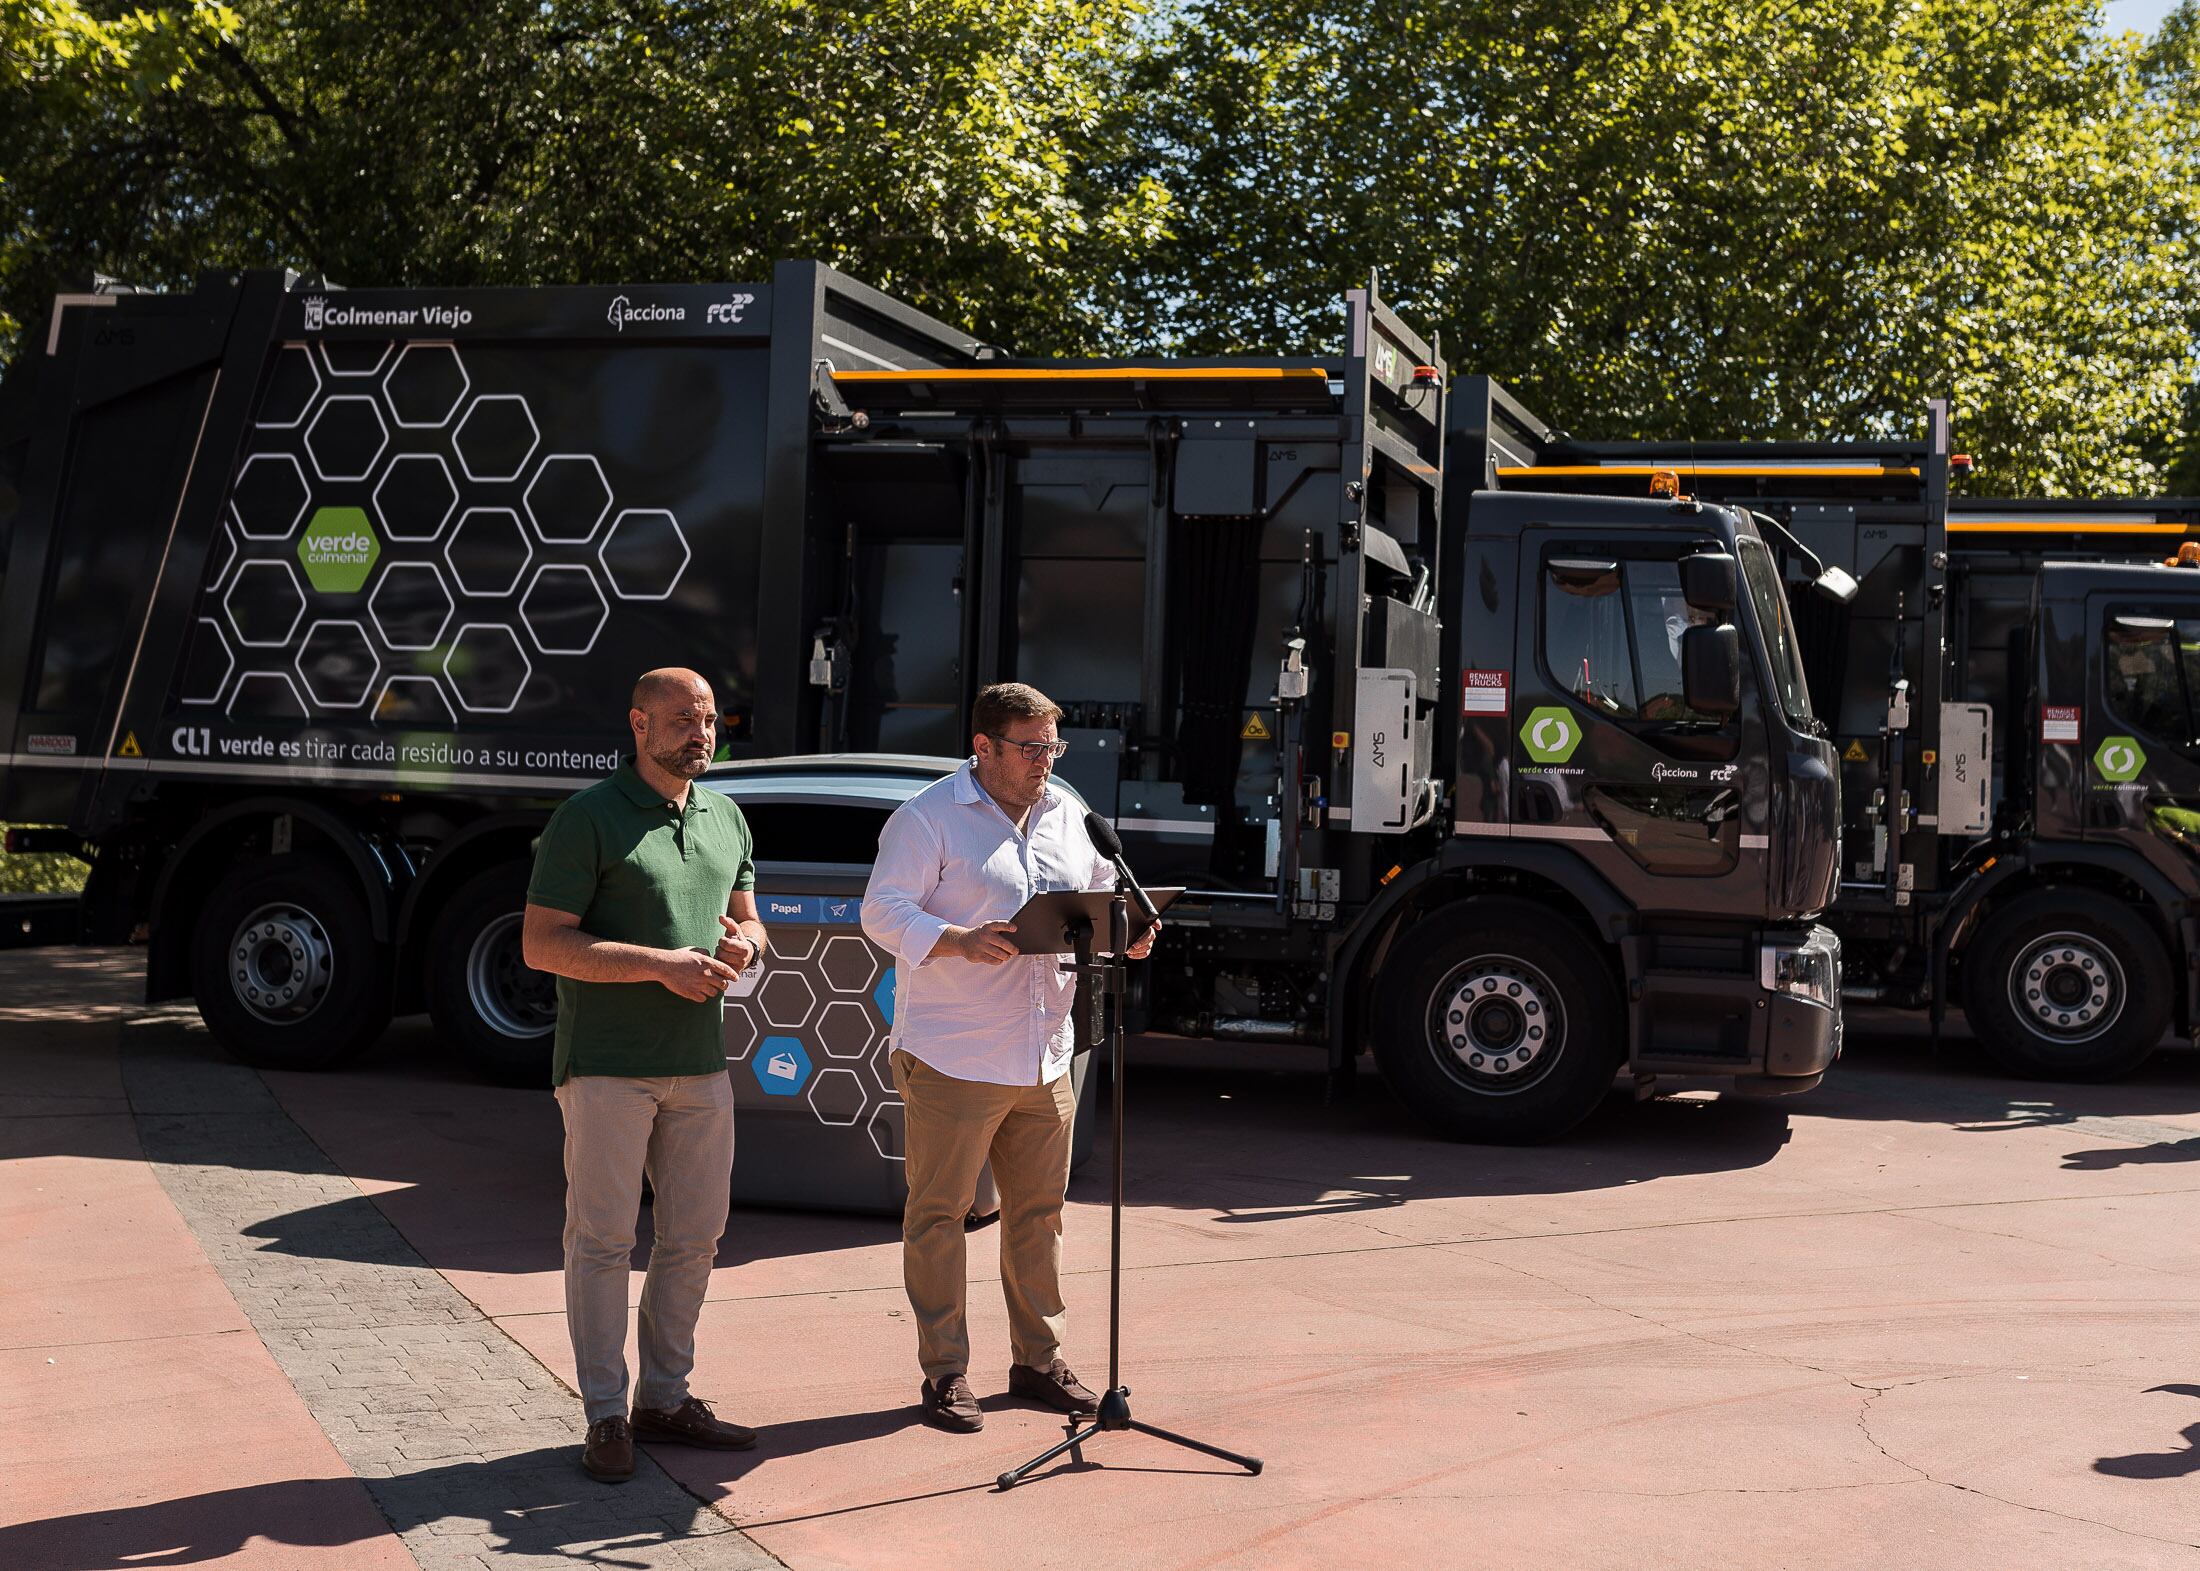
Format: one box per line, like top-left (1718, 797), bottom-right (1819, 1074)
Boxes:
top-left (984, 734), bottom-right (1069, 763)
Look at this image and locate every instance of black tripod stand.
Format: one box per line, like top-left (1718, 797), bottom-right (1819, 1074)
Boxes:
top-left (996, 816), bottom-right (1262, 1490)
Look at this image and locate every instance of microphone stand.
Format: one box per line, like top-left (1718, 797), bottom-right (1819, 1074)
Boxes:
top-left (996, 848), bottom-right (1262, 1490)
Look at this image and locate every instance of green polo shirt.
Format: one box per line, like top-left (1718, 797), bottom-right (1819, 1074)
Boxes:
top-left (526, 763), bottom-right (756, 1085)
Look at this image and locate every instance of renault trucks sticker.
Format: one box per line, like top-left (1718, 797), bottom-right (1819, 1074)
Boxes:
top-left (1462, 670), bottom-right (1508, 715)
top-left (2042, 705), bottom-right (2080, 744)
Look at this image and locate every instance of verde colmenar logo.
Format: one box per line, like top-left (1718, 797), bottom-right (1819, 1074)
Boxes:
top-left (297, 506), bottom-right (381, 592)
top-left (1520, 705), bottom-right (1583, 764)
top-left (2094, 734), bottom-right (2147, 783)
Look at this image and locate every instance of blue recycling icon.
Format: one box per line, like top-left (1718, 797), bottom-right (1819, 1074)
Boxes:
top-left (873, 966), bottom-right (897, 1026)
top-left (752, 1035), bottom-right (813, 1097)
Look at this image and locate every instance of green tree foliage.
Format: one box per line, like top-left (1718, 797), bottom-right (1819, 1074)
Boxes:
top-left (0, 2), bottom-right (237, 350)
top-left (2145, 2), bottom-right (2200, 494)
top-left (0, 823), bottom-right (85, 894)
top-left (0, 0), bottom-right (1168, 360)
top-left (1126, 0), bottom-right (2198, 494)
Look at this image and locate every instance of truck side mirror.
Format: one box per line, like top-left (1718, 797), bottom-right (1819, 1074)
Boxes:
top-left (1810, 565), bottom-right (1859, 605)
top-left (1679, 553), bottom-right (1737, 613)
top-left (1682, 624), bottom-right (1742, 719)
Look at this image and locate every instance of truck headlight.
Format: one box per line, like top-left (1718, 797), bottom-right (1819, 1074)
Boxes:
top-left (1761, 927), bottom-right (1840, 1009)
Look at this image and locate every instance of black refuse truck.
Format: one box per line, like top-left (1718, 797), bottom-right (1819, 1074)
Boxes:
top-left (0, 267), bottom-right (1841, 1139)
top-left (1495, 409), bottom-right (2200, 1081)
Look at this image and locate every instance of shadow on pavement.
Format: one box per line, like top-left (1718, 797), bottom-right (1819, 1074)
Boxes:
top-left (2094, 1384), bottom-right (2200, 1480)
top-left (0, 1448), bottom-right (753, 1571)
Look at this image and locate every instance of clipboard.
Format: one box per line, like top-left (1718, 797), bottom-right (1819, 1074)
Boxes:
top-left (1004, 887), bottom-right (1182, 954)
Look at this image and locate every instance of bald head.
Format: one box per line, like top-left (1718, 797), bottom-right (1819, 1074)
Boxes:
top-left (628, 668), bottom-right (717, 788)
top-left (632, 667), bottom-right (712, 712)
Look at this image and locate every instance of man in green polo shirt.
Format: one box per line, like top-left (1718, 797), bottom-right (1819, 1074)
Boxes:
top-left (522, 667), bottom-right (768, 1483)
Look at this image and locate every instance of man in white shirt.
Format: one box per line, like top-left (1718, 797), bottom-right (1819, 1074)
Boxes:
top-left (860, 681), bottom-right (1154, 1433)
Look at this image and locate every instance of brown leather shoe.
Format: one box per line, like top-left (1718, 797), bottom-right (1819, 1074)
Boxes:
top-left (631, 1395), bottom-right (757, 1450)
top-left (921, 1373), bottom-right (984, 1433)
top-left (1008, 1359), bottom-right (1100, 1415)
top-left (581, 1415), bottom-right (634, 1482)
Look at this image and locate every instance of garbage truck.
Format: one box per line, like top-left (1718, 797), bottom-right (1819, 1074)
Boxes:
top-left (0, 266), bottom-right (1842, 1139)
top-left (1492, 413), bottom-right (2200, 1081)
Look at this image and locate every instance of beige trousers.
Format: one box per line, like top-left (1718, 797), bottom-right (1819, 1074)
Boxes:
top-left (891, 1049), bottom-right (1076, 1382)
top-left (555, 1070), bottom-right (734, 1423)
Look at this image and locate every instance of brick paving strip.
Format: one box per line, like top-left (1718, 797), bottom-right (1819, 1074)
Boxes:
top-left (116, 1010), bottom-right (781, 1571)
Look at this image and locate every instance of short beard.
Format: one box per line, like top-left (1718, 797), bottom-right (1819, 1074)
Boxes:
top-left (643, 724), bottom-right (710, 779)
top-left (651, 745), bottom-right (709, 779)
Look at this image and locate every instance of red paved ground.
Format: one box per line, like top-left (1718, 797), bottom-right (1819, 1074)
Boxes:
top-left (0, 960), bottom-right (414, 1571)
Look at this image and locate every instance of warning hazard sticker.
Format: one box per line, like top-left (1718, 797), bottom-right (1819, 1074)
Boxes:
top-left (1842, 739), bottom-right (1868, 763)
top-left (2041, 706), bottom-right (2080, 744)
top-left (1462, 670), bottom-right (1509, 715)
top-left (1240, 713), bottom-right (1272, 741)
top-left (115, 731), bottom-right (143, 758)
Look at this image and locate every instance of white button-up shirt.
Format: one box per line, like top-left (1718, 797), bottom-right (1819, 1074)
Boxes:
top-left (861, 760), bottom-right (1114, 1086)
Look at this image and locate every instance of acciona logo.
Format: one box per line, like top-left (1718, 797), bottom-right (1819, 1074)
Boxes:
top-left (607, 295), bottom-right (686, 332)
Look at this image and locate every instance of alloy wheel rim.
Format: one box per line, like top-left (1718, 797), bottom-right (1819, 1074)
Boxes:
top-left (2007, 930), bottom-right (2124, 1044)
top-left (466, 912), bottom-right (556, 1039)
top-left (1428, 954), bottom-right (1563, 1093)
top-left (230, 901), bottom-right (335, 1025)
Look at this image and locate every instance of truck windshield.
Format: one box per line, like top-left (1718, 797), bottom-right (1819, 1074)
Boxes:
top-left (1736, 535), bottom-right (1817, 730)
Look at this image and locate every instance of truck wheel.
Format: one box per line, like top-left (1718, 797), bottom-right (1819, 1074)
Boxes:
top-left (1373, 899), bottom-right (1622, 1143)
top-left (427, 865), bottom-right (556, 1085)
top-left (1961, 890), bottom-right (2170, 1082)
top-left (190, 855), bottom-right (391, 1070)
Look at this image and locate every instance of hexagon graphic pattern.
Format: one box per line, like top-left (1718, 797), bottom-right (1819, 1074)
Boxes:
top-left (230, 454), bottom-right (311, 541)
top-left (294, 620), bottom-right (380, 709)
top-left (368, 562), bottom-right (455, 651)
top-left (867, 1102), bottom-right (907, 1162)
top-left (296, 506), bottom-right (382, 594)
top-left (372, 675), bottom-right (456, 729)
top-left (205, 524), bottom-right (238, 593)
top-left (816, 1000), bottom-right (876, 1060)
top-left (318, 339), bottom-right (392, 378)
top-left (371, 453), bottom-right (460, 542)
top-left (758, 971), bottom-right (818, 1031)
top-left (255, 345), bottom-right (322, 429)
top-left (772, 929), bottom-right (819, 964)
top-left (445, 507), bottom-right (533, 598)
top-left (866, 1039), bottom-right (896, 1097)
top-left (453, 394), bottom-right (540, 483)
top-left (524, 455), bottom-right (613, 543)
top-left (224, 560), bottom-right (308, 648)
top-left (303, 394), bottom-right (390, 483)
top-left (753, 1036), bottom-right (813, 1097)
top-left (442, 623), bottom-right (532, 713)
top-left (383, 342), bottom-right (470, 429)
top-left (599, 509), bottom-right (690, 600)
top-left (179, 618), bottom-right (234, 707)
top-left (821, 935), bottom-right (880, 995)
top-left (227, 670), bottom-right (309, 721)
top-left (518, 565), bottom-right (609, 656)
top-left (807, 1068), bottom-right (866, 1127)
top-left (724, 999), bottom-right (761, 1063)
top-left (873, 967), bottom-right (897, 1026)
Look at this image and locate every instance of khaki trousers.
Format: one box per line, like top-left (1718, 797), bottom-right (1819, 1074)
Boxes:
top-left (891, 1049), bottom-right (1076, 1382)
top-left (555, 1070), bottom-right (734, 1423)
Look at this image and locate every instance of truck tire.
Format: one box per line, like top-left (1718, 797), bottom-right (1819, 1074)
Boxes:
top-left (1961, 889), bottom-right (2170, 1082)
top-left (190, 854), bottom-right (391, 1070)
top-left (1372, 899), bottom-right (1622, 1143)
top-left (426, 864), bottom-right (557, 1085)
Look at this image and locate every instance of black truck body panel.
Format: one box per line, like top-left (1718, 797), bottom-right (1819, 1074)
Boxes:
top-left (0, 269), bottom-right (1839, 1125)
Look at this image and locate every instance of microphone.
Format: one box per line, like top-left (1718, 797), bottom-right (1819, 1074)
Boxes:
top-left (1086, 810), bottom-right (1161, 926)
